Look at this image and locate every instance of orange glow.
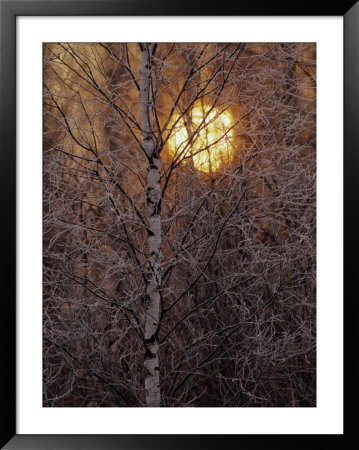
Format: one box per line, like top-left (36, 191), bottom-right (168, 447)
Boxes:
top-left (167, 103), bottom-right (234, 173)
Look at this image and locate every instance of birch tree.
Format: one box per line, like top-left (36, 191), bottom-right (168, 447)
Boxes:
top-left (140, 43), bottom-right (162, 407)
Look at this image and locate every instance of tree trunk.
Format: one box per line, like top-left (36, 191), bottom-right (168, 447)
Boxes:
top-left (140, 43), bottom-right (162, 407)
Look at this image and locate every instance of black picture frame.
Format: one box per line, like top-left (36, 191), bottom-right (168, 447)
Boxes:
top-left (1, 1), bottom-right (357, 448)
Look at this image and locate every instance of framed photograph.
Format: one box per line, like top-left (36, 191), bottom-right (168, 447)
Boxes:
top-left (1, 0), bottom-right (356, 448)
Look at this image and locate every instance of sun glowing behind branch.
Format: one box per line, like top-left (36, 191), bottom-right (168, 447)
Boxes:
top-left (167, 103), bottom-right (235, 174)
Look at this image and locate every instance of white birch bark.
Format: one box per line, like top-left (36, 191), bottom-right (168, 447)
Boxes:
top-left (140, 43), bottom-right (162, 407)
